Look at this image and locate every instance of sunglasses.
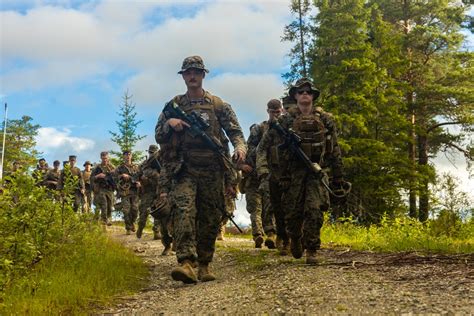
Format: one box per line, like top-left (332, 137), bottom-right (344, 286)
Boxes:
top-left (296, 89), bottom-right (313, 95)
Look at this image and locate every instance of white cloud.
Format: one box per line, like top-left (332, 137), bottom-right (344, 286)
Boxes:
top-left (1, 1), bottom-right (292, 92)
top-left (36, 126), bottom-right (95, 152)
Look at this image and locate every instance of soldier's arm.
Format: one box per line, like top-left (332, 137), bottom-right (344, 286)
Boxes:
top-left (321, 113), bottom-right (344, 181)
top-left (246, 124), bottom-right (262, 167)
top-left (155, 112), bottom-right (174, 144)
top-left (256, 129), bottom-right (272, 178)
top-left (216, 102), bottom-right (247, 155)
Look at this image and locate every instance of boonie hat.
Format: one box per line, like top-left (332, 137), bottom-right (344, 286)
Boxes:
top-left (147, 145), bottom-right (159, 153)
top-left (178, 56), bottom-right (209, 74)
top-left (289, 77), bottom-right (320, 99)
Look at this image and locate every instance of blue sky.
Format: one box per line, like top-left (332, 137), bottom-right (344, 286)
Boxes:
top-left (1, 1), bottom-right (472, 222)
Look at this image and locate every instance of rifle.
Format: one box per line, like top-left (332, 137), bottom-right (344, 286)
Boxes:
top-left (94, 165), bottom-right (116, 190)
top-left (270, 120), bottom-right (348, 198)
top-left (163, 101), bottom-right (243, 233)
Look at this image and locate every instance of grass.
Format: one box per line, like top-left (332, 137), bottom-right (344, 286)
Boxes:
top-left (1, 231), bottom-right (148, 315)
top-left (322, 215), bottom-right (474, 254)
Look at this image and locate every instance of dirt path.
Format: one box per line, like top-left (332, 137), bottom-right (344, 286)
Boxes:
top-left (99, 227), bottom-right (473, 315)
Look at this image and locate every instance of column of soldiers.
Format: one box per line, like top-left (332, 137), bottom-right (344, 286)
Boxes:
top-left (154, 56), bottom-right (348, 284)
top-left (28, 150), bottom-right (171, 243)
top-left (11, 55), bottom-right (349, 285)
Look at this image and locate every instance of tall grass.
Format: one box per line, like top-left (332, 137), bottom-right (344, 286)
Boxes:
top-left (1, 230), bottom-right (147, 314)
top-left (322, 214), bottom-right (474, 253)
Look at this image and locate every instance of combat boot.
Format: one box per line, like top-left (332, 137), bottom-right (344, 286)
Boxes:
top-left (161, 244), bottom-right (172, 256)
top-left (136, 225), bottom-right (144, 239)
top-left (264, 232), bottom-right (276, 249)
top-left (254, 235), bottom-right (264, 248)
top-left (306, 249), bottom-right (318, 265)
top-left (171, 260), bottom-right (197, 284)
top-left (197, 263), bottom-right (216, 282)
top-left (130, 224), bottom-right (136, 232)
top-left (217, 225), bottom-right (225, 241)
top-left (279, 239), bottom-right (290, 256)
top-left (153, 230), bottom-right (161, 240)
top-left (290, 237), bottom-right (303, 259)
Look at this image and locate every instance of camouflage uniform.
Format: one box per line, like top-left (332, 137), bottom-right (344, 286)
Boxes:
top-left (136, 146), bottom-right (161, 239)
top-left (90, 161), bottom-right (116, 223)
top-left (82, 161), bottom-right (93, 213)
top-left (44, 163), bottom-right (61, 199)
top-left (115, 162), bottom-right (140, 232)
top-left (155, 90), bottom-right (246, 266)
top-left (260, 78), bottom-right (344, 261)
top-left (58, 163), bottom-right (85, 212)
top-left (243, 121), bottom-right (275, 241)
top-left (33, 160), bottom-right (49, 186)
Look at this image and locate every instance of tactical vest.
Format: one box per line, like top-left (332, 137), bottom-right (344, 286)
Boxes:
top-left (172, 94), bottom-right (227, 168)
top-left (292, 113), bottom-right (327, 164)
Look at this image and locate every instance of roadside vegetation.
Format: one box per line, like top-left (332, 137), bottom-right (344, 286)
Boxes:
top-left (0, 172), bottom-right (148, 314)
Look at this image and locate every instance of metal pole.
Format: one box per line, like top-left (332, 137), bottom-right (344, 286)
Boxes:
top-left (298, 0), bottom-right (307, 77)
top-left (0, 103), bottom-right (8, 180)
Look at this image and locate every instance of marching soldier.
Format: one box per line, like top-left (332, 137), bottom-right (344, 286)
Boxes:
top-left (155, 56), bottom-right (247, 283)
top-left (115, 150), bottom-right (141, 235)
top-left (58, 155), bottom-right (85, 212)
top-left (91, 151), bottom-right (115, 225)
top-left (82, 161), bottom-right (93, 213)
top-left (136, 145), bottom-right (162, 240)
top-left (258, 78), bottom-right (346, 264)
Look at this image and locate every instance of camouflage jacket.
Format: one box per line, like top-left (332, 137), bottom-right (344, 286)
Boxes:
top-left (90, 162), bottom-right (116, 191)
top-left (257, 108), bottom-right (344, 181)
top-left (115, 163), bottom-right (140, 196)
top-left (137, 155), bottom-right (161, 195)
top-left (58, 166), bottom-right (85, 191)
top-left (244, 121), bottom-right (269, 177)
top-left (155, 90), bottom-right (247, 171)
top-left (44, 168), bottom-right (60, 190)
top-left (82, 170), bottom-right (92, 190)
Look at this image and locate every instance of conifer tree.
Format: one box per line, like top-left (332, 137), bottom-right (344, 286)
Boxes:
top-left (109, 91), bottom-right (146, 164)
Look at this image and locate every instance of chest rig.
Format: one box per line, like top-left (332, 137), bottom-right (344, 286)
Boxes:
top-left (292, 113), bottom-right (327, 164)
top-left (174, 95), bottom-right (225, 168)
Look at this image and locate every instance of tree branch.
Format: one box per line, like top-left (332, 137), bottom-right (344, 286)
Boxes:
top-left (427, 121), bottom-right (462, 134)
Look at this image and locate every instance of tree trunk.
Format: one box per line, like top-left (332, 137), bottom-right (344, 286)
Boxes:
top-left (418, 134), bottom-right (429, 221)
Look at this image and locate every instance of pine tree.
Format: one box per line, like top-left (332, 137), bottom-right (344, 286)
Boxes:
top-left (109, 91), bottom-right (146, 164)
top-left (0, 115), bottom-right (40, 173)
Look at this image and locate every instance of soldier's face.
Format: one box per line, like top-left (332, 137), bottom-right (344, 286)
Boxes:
top-left (39, 160), bottom-right (46, 167)
top-left (295, 87), bottom-right (314, 115)
top-left (101, 155), bottom-right (109, 164)
top-left (85, 164), bottom-right (91, 171)
top-left (182, 68), bottom-right (204, 90)
top-left (267, 108), bottom-right (283, 120)
top-left (69, 159), bottom-right (76, 167)
top-left (123, 153), bottom-right (131, 164)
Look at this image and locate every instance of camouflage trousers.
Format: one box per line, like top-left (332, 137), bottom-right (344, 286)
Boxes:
top-left (138, 192), bottom-right (160, 233)
top-left (121, 194), bottom-right (139, 231)
top-left (283, 167), bottom-right (329, 251)
top-left (94, 189), bottom-right (114, 222)
top-left (72, 190), bottom-right (83, 213)
top-left (171, 168), bottom-right (224, 264)
top-left (82, 189), bottom-right (92, 213)
top-left (245, 176), bottom-right (275, 237)
top-left (152, 196), bottom-right (173, 249)
top-left (269, 176), bottom-right (289, 242)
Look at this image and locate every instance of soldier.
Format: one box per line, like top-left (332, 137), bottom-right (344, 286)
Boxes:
top-left (259, 78), bottom-right (345, 264)
top-left (44, 160), bottom-right (61, 198)
top-left (82, 161), bottom-right (93, 213)
top-left (155, 55), bottom-right (247, 284)
top-left (115, 150), bottom-right (141, 235)
top-left (240, 100), bottom-right (285, 249)
top-left (91, 151), bottom-right (115, 225)
top-left (58, 155), bottom-right (85, 212)
top-left (136, 145), bottom-right (162, 240)
top-left (33, 158), bottom-right (49, 186)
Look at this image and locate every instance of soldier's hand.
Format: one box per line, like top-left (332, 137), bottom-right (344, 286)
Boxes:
top-left (168, 118), bottom-right (190, 132)
top-left (233, 149), bottom-right (245, 163)
top-left (240, 164), bottom-right (253, 174)
top-left (121, 174), bottom-right (130, 180)
top-left (96, 173), bottom-right (106, 179)
top-left (135, 181), bottom-right (141, 189)
top-left (225, 185), bottom-right (237, 198)
top-left (160, 192), bottom-right (168, 199)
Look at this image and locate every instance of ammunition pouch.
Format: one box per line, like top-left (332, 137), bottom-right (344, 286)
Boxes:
top-left (184, 149), bottom-right (219, 168)
top-left (150, 198), bottom-right (171, 220)
top-left (300, 141), bottom-right (325, 163)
